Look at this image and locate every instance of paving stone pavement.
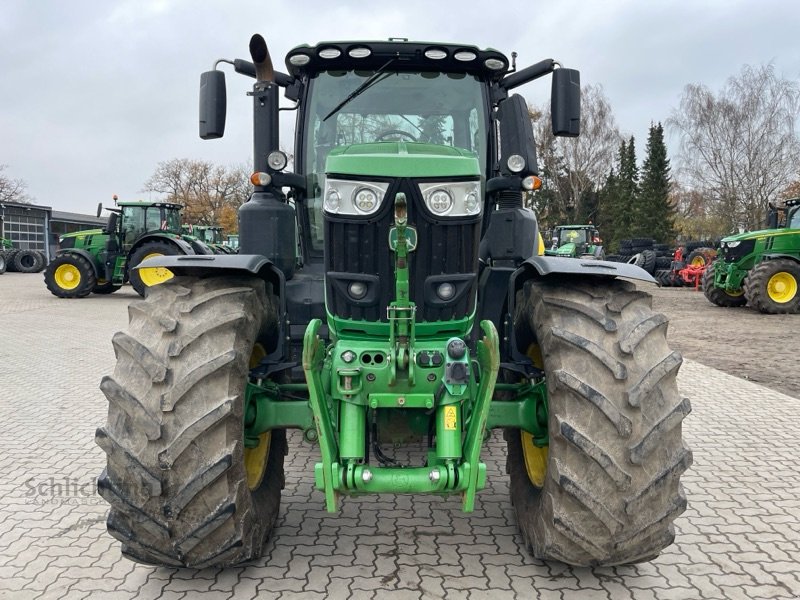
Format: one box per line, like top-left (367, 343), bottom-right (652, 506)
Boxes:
top-left (1, 272), bottom-right (799, 599)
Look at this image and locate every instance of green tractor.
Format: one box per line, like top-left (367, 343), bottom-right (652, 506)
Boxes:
top-left (96, 35), bottom-right (691, 568)
top-left (44, 199), bottom-right (212, 298)
top-left (184, 224), bottom-right (236, 253)
top-left (545, 224), bottom-right (604, 259)
top-left (226, 233), bottom-right (240, 250)
top-left (703, 198), bottom-right (800, 313)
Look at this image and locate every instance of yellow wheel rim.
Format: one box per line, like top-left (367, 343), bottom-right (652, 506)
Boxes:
top-left (521, 431), bottom-right (548, 488)
top-left (244, 344), bottom-right (270, 491)
top-left (54, 264), bottom-right (81, 290)
top-left (521, 343), bottom-right (548, 487)
top-left (690, 256), bottom-right (706, 267)
top-left (244, 431), bottom-right (272, 491)
top-left (767, 272), bottom-right (798, 303)
top-left (138, 252), bottom-right (174, 287)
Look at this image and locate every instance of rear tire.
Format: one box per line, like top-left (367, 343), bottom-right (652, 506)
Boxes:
top-left (96, 276), bottom-right (284, 567)
top-left (685, 248), bottom-right (716, 269)
top-left (744, 259), bottom-right (800, 314)
top-left (0, 254), bottom-right (5, 275)
top-left (702, 263), bottom-right (746, 308)
top-left (44, 254), bottom-right (96, 298)
top-left (509, 277), bottom-right (692, 566)
top-left (128, 241), bottom-right (183, 297)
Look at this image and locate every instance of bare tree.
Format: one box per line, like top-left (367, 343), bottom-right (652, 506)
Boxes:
top-left (532, 84), bottom-right (621, 221)
top-left (0, 165), bottom-right (32, 204)
top-left (142, 159), bottom-right (251, 228)
top-left (668, 63), bottom-right (800, 232)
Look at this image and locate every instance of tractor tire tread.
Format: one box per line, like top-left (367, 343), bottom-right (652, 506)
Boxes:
top-left (509, 277), bottom-right (691, 566)
top-left (97, 275), bottom-right (284, 567)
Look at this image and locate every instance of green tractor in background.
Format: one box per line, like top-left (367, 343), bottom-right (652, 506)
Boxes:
top-left (545, 224), bottom-right (604, 259)
top-left (96, 35), bottom-right (691, 569)
top-left (226, 233), bottom-right (240, 250)
top-left (183, 224), bottom-right (236, 253)
top-left (44, 199), bottom-right (212, 298)
top-left (703, 198), bottom-right (800, 313)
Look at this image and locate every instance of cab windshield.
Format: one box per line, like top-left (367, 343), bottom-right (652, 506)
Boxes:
top-left (558, 229), bottom-right (589, 246)
top-left (303, 69), bottom-right (488, 251)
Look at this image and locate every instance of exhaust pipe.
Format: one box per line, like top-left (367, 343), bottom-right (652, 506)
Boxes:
top-left (249, 34), bottom-right (275, 83)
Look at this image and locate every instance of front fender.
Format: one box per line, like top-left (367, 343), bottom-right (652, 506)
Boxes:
top-left (136, 253), bottom-right (285, 311)
top-left (517, 255), bottom-right (656, 283)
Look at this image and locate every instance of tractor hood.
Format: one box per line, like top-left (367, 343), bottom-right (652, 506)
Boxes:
top-left (722, 228), bottom-right (783, 243)
top-left (62, 228), bottom-right (104, 240)
top-left (325, 142), bottom-right (480, 179)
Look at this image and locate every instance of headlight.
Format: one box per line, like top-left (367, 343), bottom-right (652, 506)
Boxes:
top-left (726, 241), bottom-right (740, 248)
top-left (323, 179), bottom-right (389, 216)
top-left (419, 181), bottom-right (482, 217)
top-left (427, 189), bottom-right (453, 214)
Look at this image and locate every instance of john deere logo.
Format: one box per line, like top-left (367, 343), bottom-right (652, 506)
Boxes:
top-left (388, 226), bottom-right (418, 251)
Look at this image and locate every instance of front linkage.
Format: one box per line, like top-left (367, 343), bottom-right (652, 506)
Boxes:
top-left (301, 193), bottom-right (501, 511)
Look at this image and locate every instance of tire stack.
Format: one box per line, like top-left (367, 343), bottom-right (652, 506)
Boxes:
top-left (607, 238), bottom-right (658, 275)
top-left (1, 248), bottom-right (47, 274)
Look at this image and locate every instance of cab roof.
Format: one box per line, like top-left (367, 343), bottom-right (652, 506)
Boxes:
top-left (285, 40), bottom-right (510, 81)
top-left (116, 201), bottom-right (183, 210)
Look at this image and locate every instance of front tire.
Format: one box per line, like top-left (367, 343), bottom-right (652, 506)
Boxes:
top-left (44, 254), bottom-right (96, 298)
top-left (702, 262), bottom-right (747, 307)
top-left (509, 277), bottom-right (692, 566)
top-left (744, 259), bottom-right (800, 314)
top-left (96, 276), bottom-right (284, 567)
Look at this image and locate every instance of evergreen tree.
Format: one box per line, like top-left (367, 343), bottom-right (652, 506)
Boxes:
top-left (597, 168), bottom-right (619, 249)
top-left (601, 137), bottom-right (638, 250)
top-left (638, 123), bottom-right (676, 243)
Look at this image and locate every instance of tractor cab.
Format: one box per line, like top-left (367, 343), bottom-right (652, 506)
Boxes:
top-left (115, 201), bottom-right (183, 248)
top-left (546, 224), bottom-right (603, 258)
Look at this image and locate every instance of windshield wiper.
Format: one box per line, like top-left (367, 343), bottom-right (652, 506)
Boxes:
top-left (322, 58), bottom-right (396, 122)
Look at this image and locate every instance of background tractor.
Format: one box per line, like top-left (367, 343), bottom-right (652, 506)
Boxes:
top-left (704, 198), bottom-right (800, 313)
top-left (183, 224), bottom-right (236, 253)
top-left (44, 199), bottom-right (211, 298)
top-left (96, 34), bottom-right (691, 569)
top-left (545, 224), bottom-right (604, 259)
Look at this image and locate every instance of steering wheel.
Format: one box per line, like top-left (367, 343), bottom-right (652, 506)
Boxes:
top-left (375, 129), bottom-right (418, 142)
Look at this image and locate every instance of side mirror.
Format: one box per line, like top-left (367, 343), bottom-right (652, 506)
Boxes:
top-left (551, 68), bottom-right (580, 137)
top-left (96, 202), bottom-right (103, 218)
top-left (199, 70), bottom-right (227, 139)
top-left (496, 94), bottom-right (538, 176)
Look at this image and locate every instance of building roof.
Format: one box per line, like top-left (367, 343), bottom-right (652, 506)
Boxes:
top-left (51, 210), bottom-right (106, 226)
top-left (0, 201), bottom-right (52, 212)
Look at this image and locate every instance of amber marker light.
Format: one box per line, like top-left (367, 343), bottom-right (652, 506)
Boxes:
top-left (522, 175), bottom-right (542, 191)
top-left (250, 172), bottom-right (272, 186)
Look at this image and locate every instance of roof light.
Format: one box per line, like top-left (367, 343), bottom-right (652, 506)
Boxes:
top-left (348, 47), bottom-right (371, 58)
top-left (424, 48), bottom-right (447, 60)
top-left (319, 47), bottom-right (341, 59)
top-left (484, 57), bottom-right (506, 70)
top-left (454, 51), bottom-right (477, 62)
top-left (288, 54), bottom-right (310, 66)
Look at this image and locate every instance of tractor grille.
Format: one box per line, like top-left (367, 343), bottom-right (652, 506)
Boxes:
top-left (721, 239), bottom-right (755, 263)
top-left (325, 178), bottom-right (480, 323)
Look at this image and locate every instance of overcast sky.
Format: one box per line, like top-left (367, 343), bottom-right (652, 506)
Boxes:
top-left (2, 0), bottom-right (799, 214)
